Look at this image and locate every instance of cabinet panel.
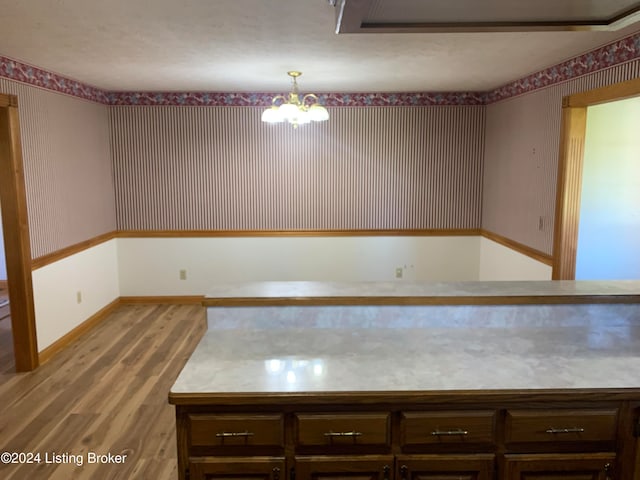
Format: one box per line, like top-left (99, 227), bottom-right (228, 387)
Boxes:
top-left (505, 410), bottom-right (618, 444)
top-left (400, 411), bottom-right (496, 448)
top-left (189, 414), bottom-right (285, 448)
top-left (189, 456), bottom-right (285, 480)
top-left (295, 413), bottom-right (390, 448)
top-left (502, 453), bottom-right (615, 480)
top-left (396, 454), bottom-right (494, 480)
top-left (295, 455), bottom-right (394, 480)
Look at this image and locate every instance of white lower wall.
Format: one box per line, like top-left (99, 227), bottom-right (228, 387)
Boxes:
top-left (32, 239), bottom-right (120, 351)
top-left (478, 236), bottom-right (552, 281)
top-left (28, 235), bottom-right (551, 351)
top-left (116, 236), bottom-right (481, 296)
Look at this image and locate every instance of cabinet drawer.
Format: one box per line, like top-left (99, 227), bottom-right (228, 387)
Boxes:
top-left (400, 411), bottom-right (496, 447)
top-left (295, 413), bottom-right (390, 447)
top-left (505, 409), bottom-right (618, 444)
top-left (189, 456), bottom-right (285, 480)
top-left (189, 414), bottom-right (284, 448)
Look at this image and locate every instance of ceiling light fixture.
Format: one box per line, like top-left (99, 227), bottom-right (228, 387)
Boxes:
top-left (261, 71), bottom-right (329, 128)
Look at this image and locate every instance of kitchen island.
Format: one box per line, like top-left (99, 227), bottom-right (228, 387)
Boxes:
top-left (170, 281), bottom-right (640, 480)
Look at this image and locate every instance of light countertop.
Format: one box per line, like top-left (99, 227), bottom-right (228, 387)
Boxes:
top-left (171, 319), bottom-right (640, 394)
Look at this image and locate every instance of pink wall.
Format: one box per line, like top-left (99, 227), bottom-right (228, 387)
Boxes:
top-left (1, 32), bottom-right (638, 258)
top-left (0, 78), bottom-right (116, 258)
top-left (482, 60), bottom-right (640, 255)
top-left (110, 105), bottom-right (485, 231)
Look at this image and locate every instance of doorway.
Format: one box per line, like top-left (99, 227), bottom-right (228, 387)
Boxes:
top-left (0, 278), bottom-right (12, 373)
top-left (0, 93), bottom-right (39, 372)
top-left (552, 77), bottom-right (640, 280)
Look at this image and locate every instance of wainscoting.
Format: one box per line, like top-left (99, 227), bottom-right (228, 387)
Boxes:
top-left (30, 232), bottom-right (552, 354)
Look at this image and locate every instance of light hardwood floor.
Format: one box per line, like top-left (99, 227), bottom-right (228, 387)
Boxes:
top-left (0, 303), bottom-right (206, 480)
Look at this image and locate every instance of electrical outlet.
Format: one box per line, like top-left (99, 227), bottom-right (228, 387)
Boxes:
top-left (179, 269), bottom-right (187, 280)
top-left (76, 291), bottom-right (82, 304)
top-left (395, 267), bottom-right (403, 279)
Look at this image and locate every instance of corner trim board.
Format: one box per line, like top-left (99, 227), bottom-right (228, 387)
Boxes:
top-left (0, 95), bottom-right (39, 371)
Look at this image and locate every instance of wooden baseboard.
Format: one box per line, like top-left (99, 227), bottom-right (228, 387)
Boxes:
top-left (120, 295), bottom-right (205, 305)
top-left (37, 295), bottom-right (203, 364)
top-left (38, 298), bottom-right (122, 364)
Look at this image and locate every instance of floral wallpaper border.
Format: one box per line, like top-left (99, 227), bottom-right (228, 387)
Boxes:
top-left (1, 31), bottom-right (639, 106)
top-left (105, 90), bottom-right (486, 107)
top-left (0, 55), bottom-right (109, 103)
top-left (486, 31), bottom-right (640, 103)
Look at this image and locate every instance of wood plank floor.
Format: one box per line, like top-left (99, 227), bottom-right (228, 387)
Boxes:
top-left (0, 303), bottom-right (206, 480)
top-left (0, 312), bottom-right (14, 375)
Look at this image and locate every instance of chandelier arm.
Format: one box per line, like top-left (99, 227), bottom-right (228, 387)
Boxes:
top-left (271, 95), bottom-right (287, 106)
top-left (301, 93), bottom-right (320, 106)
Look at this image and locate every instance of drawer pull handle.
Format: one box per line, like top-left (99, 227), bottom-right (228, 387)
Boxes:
top-left (545, 427), bottom-right (585, 434)
top-left (431, 429), bottom-right (469, 436)
top-left (400, 465), bottom-right (409, 480)
top-left (604, 462), bottom-right (613, 480)
top-left (215, 431), bottom-right (255, 438)
top-left (323, 430), bottom-right (363, 437)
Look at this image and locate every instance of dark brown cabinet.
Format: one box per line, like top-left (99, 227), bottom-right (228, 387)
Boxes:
top-left (189, 457), bottom-right (285, 480)
top-left (502, 453), bottom-right (615, 480)
top-left (400, 411), bottom-right (496, 449)
top-left (396, 454), bottom-right (495, 480)
top-left (172, 394), bottom-right (640, 480)
top-left (295, 413), bottom-right (391, 450)
top-left (504, 409), bottom-right (618, 446)
top-left (294, 456), bottom-right (394, 480)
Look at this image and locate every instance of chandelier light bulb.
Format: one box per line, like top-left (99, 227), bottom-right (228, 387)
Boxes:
top-left (279, 102), bottom-right (299, 120)
top-left (261, 106), bottom-right (284, 123)
top-left (308, 104), bottom-right (329, 121)
top-left (262, 72), bottom-right (329, 128)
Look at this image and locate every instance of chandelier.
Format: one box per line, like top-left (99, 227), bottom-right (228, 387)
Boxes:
top-left (261, 71), bottom-right (329, 128)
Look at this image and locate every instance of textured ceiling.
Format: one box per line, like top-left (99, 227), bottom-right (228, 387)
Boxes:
top-left (0, 0), bottom-right (638, 93)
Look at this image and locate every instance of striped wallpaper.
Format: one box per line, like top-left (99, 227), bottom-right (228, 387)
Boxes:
top-left (110, 106), bottom-right (485, 231)
top-left (0, 78), bottom-right (116, 258)
top-left (482, 59), bottom-right (640, 256)
top-left (2, 44), bottom-right (638, 259)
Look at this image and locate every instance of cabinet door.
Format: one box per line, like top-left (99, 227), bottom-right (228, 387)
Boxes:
top-left (295, 455), bottom-right (394, 480)
top-left (396, 454), bottom-right (494, 480)
top-left (636, 436), bottom-right (640, 480)
top-left (190, 456), bottom-right (285, 480)
top-left (503, 453), bottom-right (615, 480)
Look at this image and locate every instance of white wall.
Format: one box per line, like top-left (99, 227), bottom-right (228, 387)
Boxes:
top-left (478, 236), bottom-right (552, 281)
top-left (32, 239), bottom-right (120, 350)
top-left (117, 236), bottom-right (481, 296)
top-left (29, 235), bottom-right (550, 350)
top-left (576, 97), bottom-right (640, 280)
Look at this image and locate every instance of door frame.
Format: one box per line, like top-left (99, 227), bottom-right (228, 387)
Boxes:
top-left (552, 77), bottom-right (640, 280)
top-left (0, 93), bottom-right (39, 371)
